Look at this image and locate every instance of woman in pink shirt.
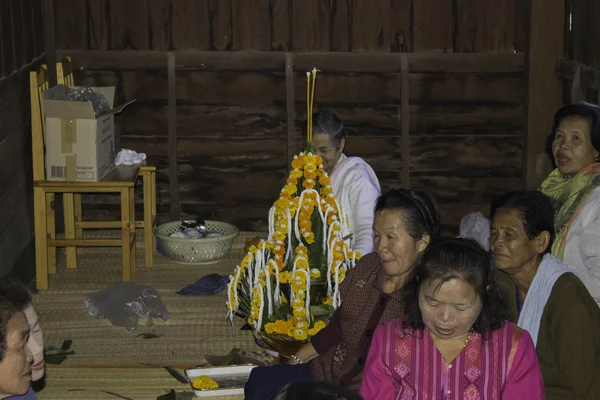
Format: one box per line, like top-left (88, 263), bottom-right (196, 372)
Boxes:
top-left (360, 237), bottom-right (545, 400)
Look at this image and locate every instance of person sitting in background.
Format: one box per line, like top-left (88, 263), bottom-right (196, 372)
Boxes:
top-left (0, 279), bottom-right (36, 400)
top-left (272, 382), bottom-right (363, 400)
top-left (490, 190), bottom-right (600, 399)
top-left (539, 101), bottom-right (600, 304)
top-left (360, 238), bottom-right (544, 399)
top-left (310, 111), bottom-right (381, 256)
top-left (244, 189), bottom-right (441, 399)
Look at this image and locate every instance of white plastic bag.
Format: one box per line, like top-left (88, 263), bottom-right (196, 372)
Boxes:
top-left (459, 212), bottom-right (492, 251)
top-left (84, 282), bottom-right (170, 333)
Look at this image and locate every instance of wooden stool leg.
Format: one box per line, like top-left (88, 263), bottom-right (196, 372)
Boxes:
top-left (74, 194), bottom-right (84, 255)
top-left (63, 193), bottom-right (77, 269)
top-left (34, 187), bottom-right (49, 290)
top-left (121, 188), bottom-right (132, 282)
top-left (142, 170), bottom-right (153, 267)
top-left (151, 170), bottom-right (157, 255)
top-left (129, 187), bottom-right (136, 274)
top-left (46, 193), bottom-right (56, 274)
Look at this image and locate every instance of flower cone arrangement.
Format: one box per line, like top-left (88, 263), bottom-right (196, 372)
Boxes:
top-left (226, 69), bottom-right (360, 346)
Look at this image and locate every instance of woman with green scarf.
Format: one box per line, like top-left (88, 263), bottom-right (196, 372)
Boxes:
top-left (540, 101), bottom-right (600, 305)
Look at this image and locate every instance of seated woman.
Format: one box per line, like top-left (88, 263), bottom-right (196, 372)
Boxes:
top-left (490, 190), bottom-right (600, 399)
top-left (311, 111), bottom-right (381, 256)
top-left (0, 278), bottom-right (44, 400)
top-left (360, 237), bottom-right (544, 399)
top-left (244, 188), bottom-right (441, 399)
top-left (540, 101), bottom-right (600, 304)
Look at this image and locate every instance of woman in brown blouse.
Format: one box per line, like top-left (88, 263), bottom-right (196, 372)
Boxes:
top-left (244, 188), bottom-right (441, 399)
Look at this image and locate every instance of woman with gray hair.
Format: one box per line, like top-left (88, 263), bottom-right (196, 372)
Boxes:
top-left (311, 111), bottom-right (381, 256)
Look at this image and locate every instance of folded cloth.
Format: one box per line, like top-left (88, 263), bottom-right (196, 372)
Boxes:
top-left (176, 274), bottom-right (230, 296)
top-left (115, 148), bottom-right (147, 166)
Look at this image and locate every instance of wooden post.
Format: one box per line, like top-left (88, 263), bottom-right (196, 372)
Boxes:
top-left (525, 0), bottom-right (566, 189)
top-left (400, 54), bottom-right (410, 188)
top-left (42, 0), bottom-right (56, 86)
top-left (285, 53), bottom-right (296, 167)
top-left (167, 52), bottom-right (180, 221)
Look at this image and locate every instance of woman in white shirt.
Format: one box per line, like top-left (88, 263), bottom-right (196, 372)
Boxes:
top-left (539, 101), bottom-right (600, 305)
top-left (311, 111), bottom-right (381, 256)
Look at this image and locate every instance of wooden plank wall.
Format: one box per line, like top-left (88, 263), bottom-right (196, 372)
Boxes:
top-left (53, 0), bottom-right (527, 234)
top-left (560, 0), bottom-right (600, 104)
top-left (0, 0), bottom-right (45, 279)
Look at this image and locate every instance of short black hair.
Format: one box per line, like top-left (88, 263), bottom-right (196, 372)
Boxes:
top-left (310, 111), bottom-right (345, 150)
top-left (374, 188), bottom-right (441, 241)
top-left (272, 381), bottom-right (364, 400)
top-left (490, 190), bottom-right (556, 255)
top-left (0, 277), bottom-right (32, 362)
top-left (546, 101), bottom-right (600, 164)
top-left (402, 237), bottom-right (508, 339)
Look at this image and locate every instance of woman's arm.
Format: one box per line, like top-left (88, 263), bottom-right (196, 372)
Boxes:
top-left (359, 325), bottom-right (395, 400)
top-left (502, 329), bottom-right (545, 400)
top-left (347, 168), bottom-right (380, 256)
top-left (305, 308), bottom-right (342, 355)
top-left (542, 280), bottom-right (598, 399)
top-left (578, 210), bottom-right (600, 303)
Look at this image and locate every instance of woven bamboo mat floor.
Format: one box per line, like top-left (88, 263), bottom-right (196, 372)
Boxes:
top-left (33, 230), bottom-right (264, 400)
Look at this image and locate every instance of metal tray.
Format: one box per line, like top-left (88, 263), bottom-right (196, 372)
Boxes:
top-left (185, 364), bottom-right (256, 398)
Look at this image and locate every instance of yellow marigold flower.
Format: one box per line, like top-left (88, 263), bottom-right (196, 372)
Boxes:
top-left (249, 246), bottom-right (258, 254)
top-left (193, 376), bottom-right (219, 390)
top-left (279, 271), bottom-right (291, 284)
top-left (320, 186), bottom-right (333, 196)
top-left (295, 245), bottom-right (308, 255)
top-left (304, 170), bottom-right (317, 180)
top-left (304, 232), bottom-right (315, 244)
top-left (315, 155), bottom-right (323, 165)
top-left (299, 219), bottom-right (311, 229)
top-left (323, 296), bottom-right (333, 306)
top-left (265, 322), bottom-right (276, 334)
top-left (292, 298), bottom-right (303, 307)
top-left (291, 158), bottom-right (302, 169)
top-left (320, 176), bottom-right (331, 185)
top-left (296, 259), bottom-right (309, 270)
top-left (291, 169), bottom-right (303, 179)
top-left (248, 317), bottom-right (254, 325)
top-left (287, 177), bottom-right (298, 185)
top-left (293, 328), bottom-right (308, 341)
top-left (310, 269), bottom-right (321, 279)
top-left (303, 179), bottom-right (315, 189)
top-left (274, 320), bottom-right (289, 334)
top-left (293, 306), bottom-right (307, 318)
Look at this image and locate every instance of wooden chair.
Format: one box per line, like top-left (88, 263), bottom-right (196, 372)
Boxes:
top-left (31, 58), bottom-right (157, 290)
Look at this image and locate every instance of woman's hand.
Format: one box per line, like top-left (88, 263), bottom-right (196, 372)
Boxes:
top-left (290, 343), bottom-right (318, 364)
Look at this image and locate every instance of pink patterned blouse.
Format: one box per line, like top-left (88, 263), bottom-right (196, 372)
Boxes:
top-left (360, 320), bottom-right (545, 400)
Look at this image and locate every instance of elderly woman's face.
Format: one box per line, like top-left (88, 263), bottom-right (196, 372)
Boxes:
top-left (23, 305), bottom-right (44, 381)
top-left (313, 133), bottom-right (344, 175)
top-left (490, 208), bottom-right (542, 272)
top-left (419, 278), bottom-right (482, 340)
top-left (552, 115), bottom-right (599, 176)
top-left (373, 209), bottom-right (428, 279)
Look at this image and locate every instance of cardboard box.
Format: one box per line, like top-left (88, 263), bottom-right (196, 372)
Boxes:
top-left (43, 86), bottom-right (135, 182)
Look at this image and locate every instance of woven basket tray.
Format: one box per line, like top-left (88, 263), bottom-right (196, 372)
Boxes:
top-left (155, 221), bottom-right (240, 264)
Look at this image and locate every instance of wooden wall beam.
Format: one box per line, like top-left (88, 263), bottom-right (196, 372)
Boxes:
top-left (167, 52), bottom-right (180, 220)
top-left (56, 50), bottom-right (525, 73)
top-left (400, 54), bottom-right (409, 188)
top-left (526, 0), bottom-right (566, 189)
top-left (43, 0), bottom-right (56, 85)
top-left (285, 53), bottom-right (296, 167)
top-left (556, 57), bottom-right (600, 93)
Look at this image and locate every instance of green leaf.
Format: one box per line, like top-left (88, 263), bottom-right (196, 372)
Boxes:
top-left (309, 304), bottom-right (334, 317)
top-left (135, 331), bottom-right (164, 340)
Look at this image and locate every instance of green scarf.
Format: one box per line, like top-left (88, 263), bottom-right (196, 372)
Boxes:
top-left (540, 163), bottom-right (600, 260)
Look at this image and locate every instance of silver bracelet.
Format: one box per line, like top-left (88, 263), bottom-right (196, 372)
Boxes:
top-left (289, 354), bottom-right (303, 364)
